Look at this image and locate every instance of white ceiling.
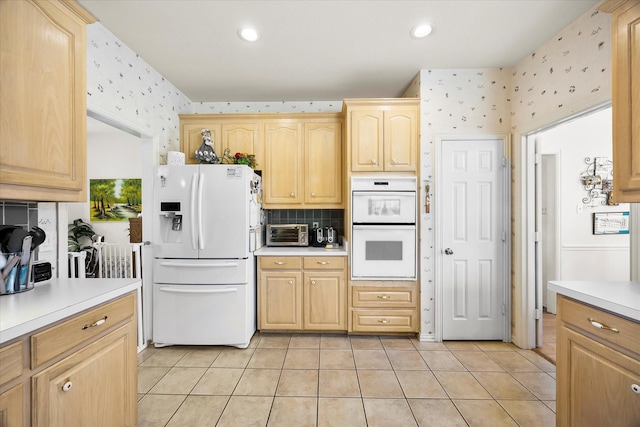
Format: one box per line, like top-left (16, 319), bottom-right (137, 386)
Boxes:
top-left (78, 0), bottom-right (599, 102)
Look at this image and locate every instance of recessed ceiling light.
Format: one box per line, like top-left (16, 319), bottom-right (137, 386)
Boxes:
top-left (410, 23), bottom-right (433, 39)
top-left (239, 27), bottom-right (260, 42)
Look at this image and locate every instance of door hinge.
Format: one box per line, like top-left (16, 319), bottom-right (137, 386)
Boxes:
top-left (501, 231), bottom-right (507, 242)
top-left (534, 231), bottom-right (541, 242)
top-left (501, 156), bottom-right (507, 167)
top-left (535, 308), bottom-right (542, 320)
top-left (502, 304), bottom-right (506, 315)
top-left (534, 154), bottom-right (542, 165)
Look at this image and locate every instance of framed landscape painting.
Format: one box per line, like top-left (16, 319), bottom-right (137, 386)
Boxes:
top-left (89, 178), bottom-right (142, 222)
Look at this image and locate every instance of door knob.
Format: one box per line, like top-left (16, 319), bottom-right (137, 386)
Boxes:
top-left (444, 248), bottom-right (454, 255)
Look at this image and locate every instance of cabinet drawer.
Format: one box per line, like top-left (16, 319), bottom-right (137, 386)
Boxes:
top-left (31, 293), bottom-right (135, 368)
top-left (0, 341), bottom-right (23, 386)
top-left (352, 286), bottom-right (417, 308)
top-left (303, 256), bottom-right (345, 270)
top-left (259, 256), bottom-right (302, 270)
top-left (558, 296), bottom-right (640, 355)
top-left (351, 309), bottom-right (417, 333)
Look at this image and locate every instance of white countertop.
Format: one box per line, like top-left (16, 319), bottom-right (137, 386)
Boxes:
top-left (256, 244), bottom-right (348, 257)
top-left (0, 278), bottom-right (141, 344)
top-left (548, 280), bottom-right (640, 321)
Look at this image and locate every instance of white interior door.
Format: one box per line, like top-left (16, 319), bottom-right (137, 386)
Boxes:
top-left (439, 137), bottom-right (508, 340)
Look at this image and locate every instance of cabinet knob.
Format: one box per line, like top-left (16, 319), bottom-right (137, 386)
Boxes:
top-left (62, 381), bottom-right (73, 392)
top-left (587, 317), bottom-right (619, 333)
top-left (377, 319), bottom-right (390, 324)
top-left (392, 159), bottom-right (398, 164)
top-left (288, 280), bottom-right (293, 285)
top-left (311, 192), bottom-right (316, 197)
top-left (82, 316), bottom-right (108, 330)
top-left (632, 384), bottom-right (640, 395)
top-left (377, 295), bottom-right (390, 300)
top-left (311, 280), bottom-right (316, 285)
top-left (290, 192), bottom-right (295, 197)
top-left (371, 159), bottom-right (377, 165)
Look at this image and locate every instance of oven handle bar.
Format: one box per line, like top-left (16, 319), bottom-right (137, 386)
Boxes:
top-left (352, 224), bottom-right (416, 228)
top-left (159, 261), bottom-right (239, 268)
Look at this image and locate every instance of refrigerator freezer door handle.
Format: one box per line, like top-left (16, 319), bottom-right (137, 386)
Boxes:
top-left (159, 286), bottom-right (239, 294)
top-left (159, 261), bottom-right (239, 268)
top-left (198, 172), bottom-right (205, 250)
top-left (190, 173), bottom-right (198, 250)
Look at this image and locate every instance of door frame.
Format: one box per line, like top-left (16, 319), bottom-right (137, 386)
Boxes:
top-left (57, 102), bottom-right (161, 348)
top-left (434, 133), bottom-right (512, 342)
top-left (520, 102), bottom-right (613, 348)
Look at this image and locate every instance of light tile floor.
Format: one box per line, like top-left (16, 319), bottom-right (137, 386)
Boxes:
top-left (136, 334), bottom-right (557, 427)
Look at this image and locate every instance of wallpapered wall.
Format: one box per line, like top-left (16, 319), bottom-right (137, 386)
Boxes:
top-left (414, 4), bottom-right (612, 343)
top-left (86, 23), bottom-right (193, 160)
top-left (193, 101), bottom-right (342, 114)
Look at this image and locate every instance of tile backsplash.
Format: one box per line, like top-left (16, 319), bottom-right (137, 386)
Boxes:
top-left (265, 209), bottom-right (344, 237)
top-left (0, 201), bottom-right (38, 228)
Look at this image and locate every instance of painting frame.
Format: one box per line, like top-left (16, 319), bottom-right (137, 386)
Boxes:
top-left (89, 178), bottom-right (142, 222)
top-left (592, 211), bottom-right (630, 235)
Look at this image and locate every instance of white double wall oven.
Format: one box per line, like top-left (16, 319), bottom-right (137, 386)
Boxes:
top-left (351, 176), bottom-right (417, 280)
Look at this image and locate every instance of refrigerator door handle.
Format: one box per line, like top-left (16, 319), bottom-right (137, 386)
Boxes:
top-left (159, 286), bottom-right (239, 294)
top-left (159, 261), bottom-right (239, 268)
top-left (190, 173), bottom-right (198, 250)
top-left (198, 172), bottom-right (205, 250)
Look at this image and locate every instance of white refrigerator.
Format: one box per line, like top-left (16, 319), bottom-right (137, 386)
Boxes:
top-left (152, 164), bottom-right (262, 348)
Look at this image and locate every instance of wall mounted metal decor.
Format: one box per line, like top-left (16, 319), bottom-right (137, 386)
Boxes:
top-left (580, 156), bottom-right (617, 206)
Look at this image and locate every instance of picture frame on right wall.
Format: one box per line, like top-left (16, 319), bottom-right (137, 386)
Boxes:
top-left (593, 211), bottom-right (630, 235)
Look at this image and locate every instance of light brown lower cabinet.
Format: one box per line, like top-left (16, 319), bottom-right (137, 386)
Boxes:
top-left (350, 282), bottom-right (419, 333)
top-left (556, 295), bottom-right (640, 427)
top-left (258, 256), bottom-right (346, 331)
top-left (0, 292), bottom-right (137, 427)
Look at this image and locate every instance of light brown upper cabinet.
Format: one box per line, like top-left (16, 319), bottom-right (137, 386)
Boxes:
top-left (344, 99), bottom-right (419, 173)
top-left (180, 116), bottom-right (262, 167)
top-left (599, 0), bottom-right (640, 202)
top-left (0, 0), bottom-right (95, 202)
top-left (262, 115), bottom-right (343, 209)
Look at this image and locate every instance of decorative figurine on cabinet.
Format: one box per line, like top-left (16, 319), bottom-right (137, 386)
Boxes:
top-left (195, 129), bottom-right (219, 164)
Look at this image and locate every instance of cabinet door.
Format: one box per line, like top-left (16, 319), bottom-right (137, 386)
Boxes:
top-left (611, 1), bottom-right (640, 202)
top-left (32, 322), bottom-right (137, 427)
top-left (557, 326), bottom-right (640, 427)
top-left (304, 121), bottom-right (342, 205)
top-left (0, 384), bottom-right (23, 427)
top-left (181, 124), bottom-right (222, 164)
top-left (222, 123), bottom-right (262, 169)
top-left (303, 272), bottom-right (345, 330)
top-left (263, 122), bottom-right (303, 206)
top-left (0, 0), bottom-right (88, 201)
top-left (351, 111), bottom-right (383, 172)
top-left (258, 272), bottom-right (302, 330)
top-left (384, 109), bottom-right (417, 171)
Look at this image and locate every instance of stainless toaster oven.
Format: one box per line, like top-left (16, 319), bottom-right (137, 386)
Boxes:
top-left (266, 224), bottom-right (308, 246)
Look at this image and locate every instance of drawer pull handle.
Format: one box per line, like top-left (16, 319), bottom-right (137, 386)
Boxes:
top-left (275, 261), bottom-right (286, 265)
top-left (632, 384), bottom-right (640, 395)
top-left (587, 317), bottom-right (619, 333)
top-left (378, 319), bottom-right (390, 324)
top-left (377, 295), bottom-right (391, 300)
top-left (82, 316), bottom-right (108, 330)
top-left (317, 261), bottom-right (329, 265)
top-left (62, 381), bottom-right (73, 392)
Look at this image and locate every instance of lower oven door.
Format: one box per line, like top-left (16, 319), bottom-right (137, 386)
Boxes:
top-left (351, 225), bottom-right (416, 280)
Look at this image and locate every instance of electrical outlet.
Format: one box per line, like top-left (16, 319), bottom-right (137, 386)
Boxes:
top-left (313, 222), bottom-right (319, 228)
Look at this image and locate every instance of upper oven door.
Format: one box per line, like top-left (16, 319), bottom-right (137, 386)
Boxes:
top-left (352, 191), bottom-right (416, 224)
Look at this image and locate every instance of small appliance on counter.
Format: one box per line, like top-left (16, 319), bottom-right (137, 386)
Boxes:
top-left (266, 224), bottom-right (308, 247)
top-left (312, 226), bottom-right (339, 248)
top-left (0, 225), bottom-right (47, 295)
